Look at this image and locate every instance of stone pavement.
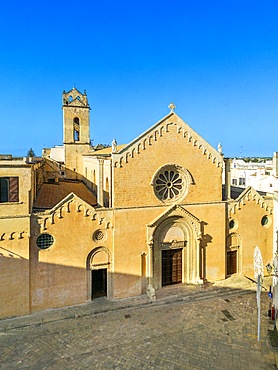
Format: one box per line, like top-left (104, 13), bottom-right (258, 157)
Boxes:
top-left (0, 275), bottom-right (278, 369)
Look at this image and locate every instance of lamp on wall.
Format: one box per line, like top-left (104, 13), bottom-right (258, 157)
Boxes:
top-left (266, 262), bottom-right (273, 275)
top-left (266, 254), bottom-right (278, 277)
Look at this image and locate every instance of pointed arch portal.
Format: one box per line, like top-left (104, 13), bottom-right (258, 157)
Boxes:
top-left (148, 207), bottom-right (202, 290)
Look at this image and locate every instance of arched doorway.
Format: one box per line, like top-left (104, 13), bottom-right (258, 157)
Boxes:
top-left (161, 225), bottom-right (185, 286)
top-left (87, 247), bottom-right (110, 300)
top-left (153, 217), bottom-right (189, 289)
top-left (147, 206), bottom-right (202, 292)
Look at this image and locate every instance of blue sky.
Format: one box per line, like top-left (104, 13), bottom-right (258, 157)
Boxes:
top-left (1, 1), bottom-right (278, 158)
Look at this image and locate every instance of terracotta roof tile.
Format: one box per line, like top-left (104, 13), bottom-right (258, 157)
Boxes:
top-left (33, 181), bottom-right (97, 210)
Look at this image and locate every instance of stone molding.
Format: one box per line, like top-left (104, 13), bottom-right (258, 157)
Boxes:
top-left (147, 204), bottom-right (201, 239)
top-left (229, 186), bottom-right (273, 216)
top-left (37, 193), bottom-right (113, 232)
top-left (0, 231), bottom-right (27, 242)
top-left (112, 113), bottom-right (223, 169)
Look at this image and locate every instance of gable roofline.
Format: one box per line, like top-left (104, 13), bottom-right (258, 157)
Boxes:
top-left (63, 86), bottom-right (84, 96)
top-left (147, 204), bottom-right (201, 228)
top-left (38, 193), bottom-right (113, 232)
top-left (117, 112), bottom-right (174, 154)
top-left (49, 192), bottom-right (82, 213)
top-left (229, 186), bottom-right (273, 216)
top-left (112, 111), bottom-right (223, 169)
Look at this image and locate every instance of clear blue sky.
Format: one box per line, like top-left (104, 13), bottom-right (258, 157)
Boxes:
top-left (1, 1), bottom-right (278, 158)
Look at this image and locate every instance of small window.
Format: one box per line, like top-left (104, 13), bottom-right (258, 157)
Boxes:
top-left (261, 215), bottom-right (272, 228)
top-left (36, 233), bottom-right (54, 249)
top-left (228, 219), bottom-right (238, 230)
top-left (73, 117), bottom-right (80, 142)
top-left (0, 177), bottom-right (19, 203)
top-left (74, 129), bottom-right (79, 141)
top-left (232, 179), bottom-right (237, 185)
top-left (229, 220), bottom-right (235, 229)
top-left (93, 229), bottom-right (106, 242)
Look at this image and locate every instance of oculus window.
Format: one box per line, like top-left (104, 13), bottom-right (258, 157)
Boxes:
top-left (152, 164), bottom-right (192, 204)
top-left (261, 215), bottom-right (271, 228)
top-left (36, 234), bottom-right (54, 249)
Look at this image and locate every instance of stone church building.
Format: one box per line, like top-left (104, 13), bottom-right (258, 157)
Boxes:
top-left (0, 87), bottom-right (273, 319)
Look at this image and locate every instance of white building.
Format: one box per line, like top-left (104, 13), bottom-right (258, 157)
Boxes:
top-left (229, 153), bottom-right (278, 194)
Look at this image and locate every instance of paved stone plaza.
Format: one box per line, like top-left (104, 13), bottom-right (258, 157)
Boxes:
top-left (1, 280), bottom-right (278, 369)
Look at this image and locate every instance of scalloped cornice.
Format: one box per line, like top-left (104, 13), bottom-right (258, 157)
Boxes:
top-left (37, 193), bottom-right (113, 232)
top-left (229, 186), bottom-right (272, 216)
top-left (0, 231), bottom-right (27, 243)
top-left (112, 112), bottom-right (223, 169)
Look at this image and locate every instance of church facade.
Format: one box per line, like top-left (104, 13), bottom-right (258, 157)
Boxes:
top-left (0, 87), bottom-right (274, 319)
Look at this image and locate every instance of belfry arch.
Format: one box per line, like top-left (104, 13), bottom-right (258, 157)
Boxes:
top-left (147, 206), bottom-right (202, 291)
top-left (87, 247), bottom-right (111, 300)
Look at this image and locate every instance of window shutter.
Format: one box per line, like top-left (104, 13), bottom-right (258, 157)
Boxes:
top-left (9, 177), bottom-right (19, 202)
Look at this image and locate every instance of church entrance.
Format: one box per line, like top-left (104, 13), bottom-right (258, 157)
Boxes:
top-left (162, 248), bottom-right (182, 286)
top-left (227, 250), bottom-right (237, 276)
top-left (87, 247), bottom-right (110, 301)
top-left (91, 268), bottom-right (107, 299)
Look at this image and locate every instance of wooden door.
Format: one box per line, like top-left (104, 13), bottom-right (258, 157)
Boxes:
top-left (227, 251), bottom-right (237, 276)
top-left (162, 249), bottom-right (182, 286)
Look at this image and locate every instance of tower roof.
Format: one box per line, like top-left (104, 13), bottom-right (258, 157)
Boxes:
top-left (62, 87), bottom-right (89, 108)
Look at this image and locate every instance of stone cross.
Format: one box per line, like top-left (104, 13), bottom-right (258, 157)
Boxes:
top-left (168, 102), bottom-right (176, 112)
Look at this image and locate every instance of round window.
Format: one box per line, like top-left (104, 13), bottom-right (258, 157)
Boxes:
top-left (93, 229), bottom-right (106, 242)
top-left (261, 215), bottom-right (271, 228)
top-left (229, 219), bottom-right (238, 230)
top-left (36, 233), bottom-right (54, 249)
top-left (229, 220), bottom-right (235, 229)
top-left (152, 164), bottom-right (191, 203)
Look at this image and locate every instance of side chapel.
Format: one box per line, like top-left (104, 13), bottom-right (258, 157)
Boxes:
top-left (0, 87), bottom-right (273, 318)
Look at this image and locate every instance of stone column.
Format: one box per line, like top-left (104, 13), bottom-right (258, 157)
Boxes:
top-left (196, 232), bottom-right (203, 283)
top-left (146, 236), bottom-right (156, 301)
top-left (224, 158), bottom-right (232, 200)
top-left (97, 159), bottom-right (104, 207)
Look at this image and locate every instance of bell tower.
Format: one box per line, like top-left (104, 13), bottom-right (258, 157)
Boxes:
top-left (62, 87), bottom-right (91, 176)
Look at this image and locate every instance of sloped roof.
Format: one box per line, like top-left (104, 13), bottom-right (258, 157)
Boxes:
top-left (84, 144), bottom-right (126, 156)
top-left (33, 181), bottom-right (97, 210)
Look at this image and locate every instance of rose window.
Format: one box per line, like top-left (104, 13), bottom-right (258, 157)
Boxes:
top-left (152, 164), bottom-right (191, 203)
top-left (93, 229), bottom-right (106, 242)
top-left (155, 170), bottom-right (183, 200)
